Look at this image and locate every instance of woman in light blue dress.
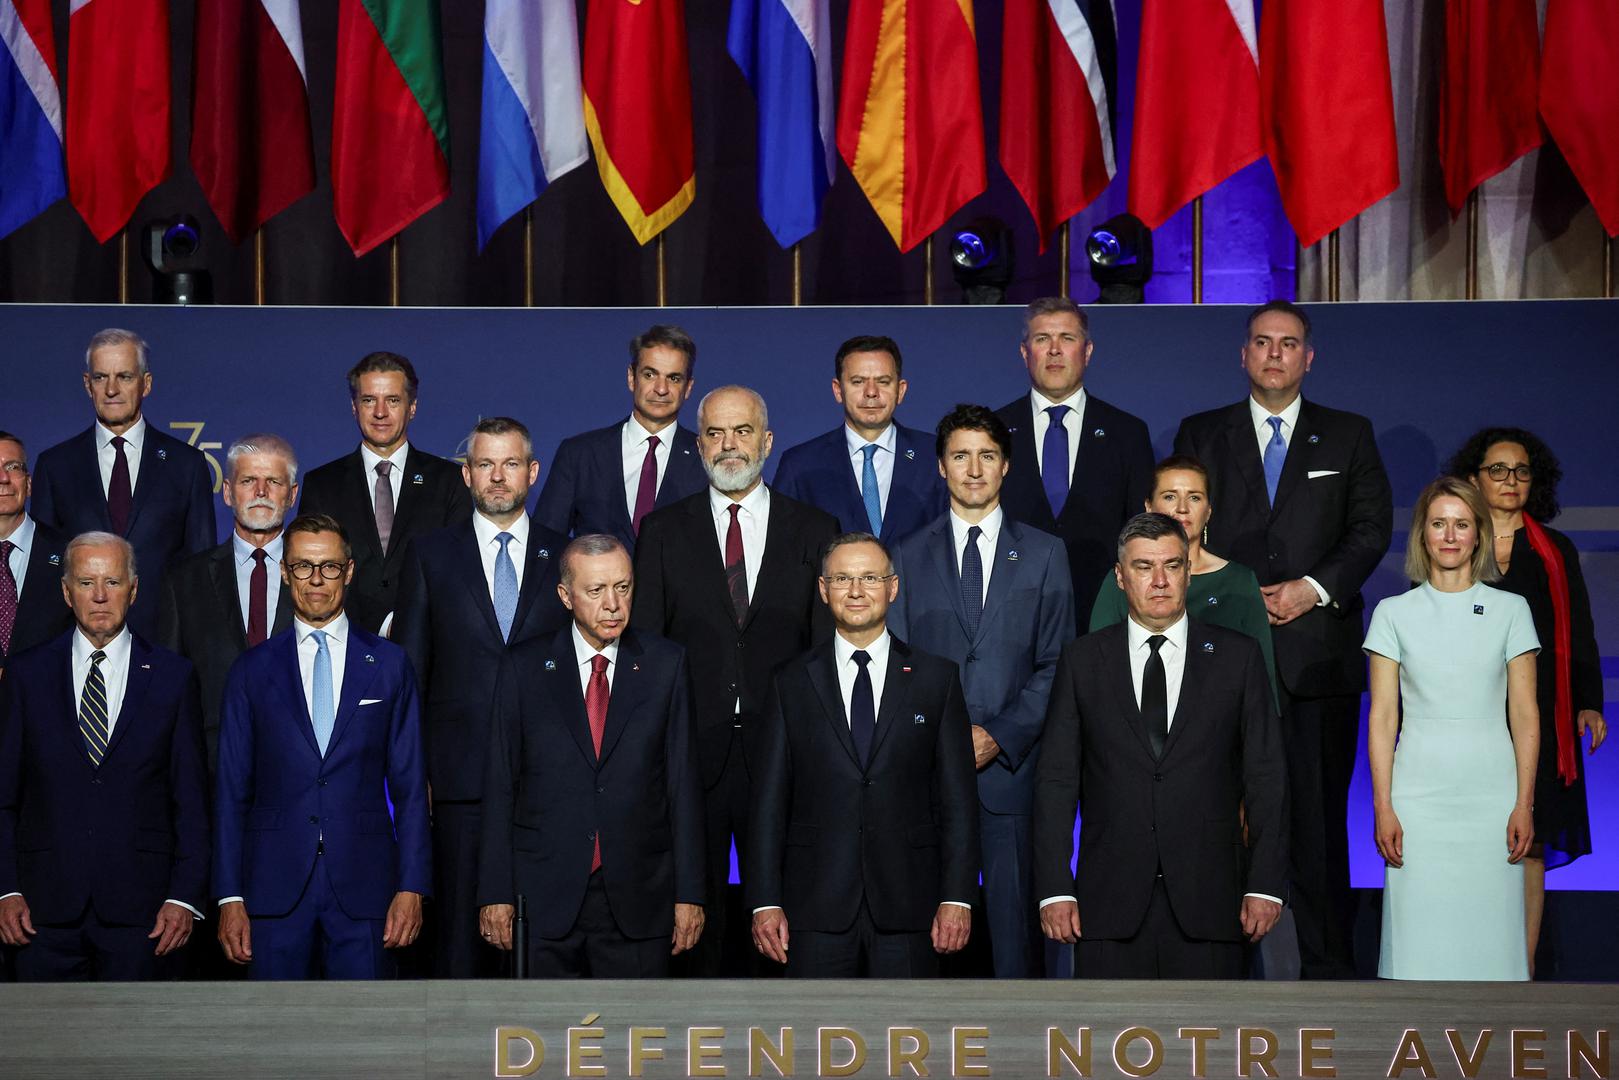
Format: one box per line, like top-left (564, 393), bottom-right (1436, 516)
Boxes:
top-left (1364, 476), bottom-right (1540, 980)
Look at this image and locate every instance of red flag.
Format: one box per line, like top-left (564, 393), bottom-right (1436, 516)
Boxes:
top-left (1540, 1), bottom-right (1619, 237)
top-left (190, 0), bottom-right (316, 244)
top-left (1438, 0), bottom-right (1541, 215)
top-left (66, 0), bottom-right (171, 243)
top-left (1260, 0), bottom-right (1399, 247)
top-left (1128, 0), bottom-right (1261, 230)
top-left (1000, 0), bottom-right (1118, 253)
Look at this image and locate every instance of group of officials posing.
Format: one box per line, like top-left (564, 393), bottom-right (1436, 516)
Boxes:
top-left (0, 298), bottom-right (1596, 982)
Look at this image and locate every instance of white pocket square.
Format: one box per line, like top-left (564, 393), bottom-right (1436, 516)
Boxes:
top-left (1307, 470), bottom-right (1340, 479)
top-left (359, 698), bottom-right (384, 706)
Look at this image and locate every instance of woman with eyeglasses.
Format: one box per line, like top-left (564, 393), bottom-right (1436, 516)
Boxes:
top-left (1448, 428), bottom-right (1607, 974)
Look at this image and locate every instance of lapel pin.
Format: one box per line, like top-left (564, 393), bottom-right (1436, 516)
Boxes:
top-left (681, 448), bottom-right (691, 455)
top-left (140, 663), bottom-right (150, 670)
top-left (1307, 434), bottom-right (1319, 445)
top-left (1094, 428), bottom-right (1106, 438)
top-left (1201, 641), bottom-right (1215, 653)
top-left (1207, 596), bottom-right (1219, 606)
top-left (537, 548), bottom-right (550, 559)
top-left (156, 448), bottom-right (167, 461)
top-left (632, 663), bottom-right (640, 672)
top-left (48, 554), bottom-right (60, 566)
top-left (412, 473), bottom-right (424, 484)
top-left (904, 448), bottom-right (915, 460)
top-left (913, 713), bottom-right (926, 724)
top-left (901, 665), bottom-right (912, 674)
top-left (544, 659), bottom-right (557, 671)
top-left (364, 654), bottom-right (375, 663)
top-left (1007, 550), bottom-right (1020, 561)
top-left (1473, 604), bottom-right (1485, 615)
top-left (1008, 426), bottom-right (1020, 434)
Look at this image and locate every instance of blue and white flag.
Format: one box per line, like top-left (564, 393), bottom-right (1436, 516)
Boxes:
top-left (477, 0), bottom-right (589, 250)
top-left (0, 0), bottom-right (65, 240)
top-left (727, 0), bottom-right (834, 249)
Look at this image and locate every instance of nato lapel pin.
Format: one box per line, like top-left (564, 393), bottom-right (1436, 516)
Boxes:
top-left (1007, 550), bottom-right (1020, 562)
top-left (1207, 596), bottom-right (1219, 606)
top-left (140, 663), bottom-right (150, 670)
top-left (364, 654), bottom-right (376, 664)
top-left (1474, 604), bottom-right (1485, 615)
top-left (537, 548), bottom-right (551, 559)
top-left (1201, 641), bottom-right (1215, 653)
top-left (1307, 434), bottom-right (1320, 445)
top-left (48, 554), bottom-right (60, 566)
top-left (1094, 428), bottom-right (1106, 438)
top-left (412, 473), bottom-right (424, 485)
top-left (913, 713), bottom-right (926, 725)
top-left (156, 448), bottom-right (167, 461)
top-left (544, 659), bottom-right (557, 671)
top-left (904, 448), bottom-right (916, 460)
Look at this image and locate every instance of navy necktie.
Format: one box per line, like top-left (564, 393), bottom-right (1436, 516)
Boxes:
top-left (1041, 405), bottom-right (1071, 517)
top-left (850, 649), bottom-right (876, 767)
top-left (1263, 416), bottom-right (1287, 505)
top-left (1142, 635), bottom-right (1168, 759)
top-left (960, 525), bottom-right (983, 639)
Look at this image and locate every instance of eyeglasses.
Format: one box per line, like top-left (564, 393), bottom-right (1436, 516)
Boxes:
top-left (1481, 463), bottom-right (1532, 483)
top-left (821, 573), bottom-right (895, 591)
top-left (283, 560), bottom-right (348, 580)
top-left (0, 461), bottom-right (25, 475)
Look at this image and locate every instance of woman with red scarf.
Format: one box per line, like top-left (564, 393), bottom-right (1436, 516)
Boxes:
top-left (1450, 428), bottom-right (1607, 975)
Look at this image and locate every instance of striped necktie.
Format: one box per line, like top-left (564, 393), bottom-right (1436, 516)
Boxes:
top-left (79, 649), bottom-right (110, 766)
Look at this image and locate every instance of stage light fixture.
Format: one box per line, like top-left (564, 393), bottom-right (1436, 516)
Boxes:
top-left (142, 214), bottom-right (213, 304)
top-left (1085, 213), bottom-right (1152, 304)
top-left (949, 216), bottom-right (1014, 304)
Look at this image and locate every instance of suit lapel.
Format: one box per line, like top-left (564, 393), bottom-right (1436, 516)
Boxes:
top-left (547, 629), bottom-right (599, 767)
top-left (866, 642), bottom-right (913, 767)
top-left (271, 579), bottom-right (295, 635)
top-left (326, 631), bottom-right (380, 754)
top-left (343, 451), bottom-right (386, 558)
top-left (72, 431), bottom-right (114, 531)
top-left (743, 495), bottom-right (798, 632)
top-left (273, 632), bottom-right (323, 758)
top-left (806, 644), bottom-right (861, 769)
top-left (52, 638), bottom-right (93, 767)
top-left (101, 637), bottom-right (153, 766)
top-left (594, 426), bottom-right (636, 536)
top-left (657, 427), bottom-right (703, 510)
top-left (924, 520), bottom-right (972, 642)
top-left (1269, 400), bottom-right (1314, 516)
top-left (1223, 404), bottom-right (1269, 514)
top-left (597, 632), bottom-right (645, 764)
top-left (1103, 626), bottom-right (1156, 760)
top-left (510, 520), bottom-right (559, 638)
top-left (452, 522), bottom-right (505, 642)
top-left (830, 431), bottom-right (870, 533)
top-left (206, 545), bottom-right (251, 650)
top-left (1162, 626), bottom-right (1210, 761)
top-left (386, 447), bottom-right (433, 557)
top-left (1003, 400), bottom-right (1050, 522)
top-left (680, 499), bottom-right (737, 628)
top-left (976, 519), bottom-right (1023, 645)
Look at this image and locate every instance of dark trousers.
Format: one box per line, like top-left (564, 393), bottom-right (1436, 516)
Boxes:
top-left (527, 871), bottom-right (669, 978)
top-left (432, 800), bottom-right (503, 978)
top-left (1076, 878), bottom-right (1243, 980)
top-left (680, 734), bottom-right (755, 977)
top-left (250, 856), bottom-right (393, 980)
top-left (786, 897), bottom-right (938, 978)
top-left (12, 903), bottom-right (178, 982)
top-left (1281, 692), bottom-right (1360, 979)
top-left (980, 807), bottom-right (1042, 977)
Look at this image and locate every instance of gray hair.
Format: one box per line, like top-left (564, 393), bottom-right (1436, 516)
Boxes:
top-left (820, 531), bottom-right (891, 576)
top-left (85, 328), bottom-right (151, 374)
top-left (63, 531), bottom-right (138, 580)
top-left (466, 416), bottom-right (533, 462)
top-left (226, 433), bottom-right (300, 485)
top-left (560, 534), bottom-right (629, 585)
top-left (1021, 297), bottom-right (1089, 343)
top-left (697, 385), bottom-right (769, 434)
top-left (1115, 512), bottom-right (1188, 565)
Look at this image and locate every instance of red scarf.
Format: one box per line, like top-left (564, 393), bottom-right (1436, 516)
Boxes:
top-left (1520, 515), bottom-right (1578, 786)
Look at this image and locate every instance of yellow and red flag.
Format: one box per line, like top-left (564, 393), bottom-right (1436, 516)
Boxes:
top-left (838, 0), bottom-right (986, 253)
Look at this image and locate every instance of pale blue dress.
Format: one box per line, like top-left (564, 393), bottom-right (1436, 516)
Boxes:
top-left (1362, 581), bottom-right (1539, 981)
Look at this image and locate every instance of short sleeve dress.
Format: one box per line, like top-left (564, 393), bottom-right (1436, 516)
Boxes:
top-left (1363, 581), bottom-right (1540, 981)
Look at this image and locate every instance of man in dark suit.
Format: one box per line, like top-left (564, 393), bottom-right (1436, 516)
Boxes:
top-left (29, 329), bottom-right (216, 639)
top-left (393, 416), bottom-right (570, 978)
top-left (157, 434), bottom-right (298, 774)
top-left (214, 514), bottom-right (431, 980)
top-left (0, 432), bottom-right (72, 674)
top-left (298, 351), bottom-right (469, 635)
top-left (772, 335), bottom-right (946, 547)
top-left (749, 532), bottom-right (978, 977)
top-left (1173, 300), bottom-right (1391, 979)
top-left (888, 405), bottom-right (1074, 977)
top-left (1033, 513), bottom-right (1287, 979)
top-left (994, 299), bottom-right (1154, 619)
top-left (535, 325), bottom-right (707, 552)
top-left (478, 535), bottom-right (705, 976)
top-left (633, 385), bottom-right (839, 975)
top-left (0, 532), bottom-right (210, 980)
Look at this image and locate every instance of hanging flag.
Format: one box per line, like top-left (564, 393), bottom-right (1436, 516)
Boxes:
top-left (1540, 1), bottom-right (1619, 237)
top-left (477, 0), bottom-right (588, 251)
top-left (1128, 0), bottom-right (1261, 231)
top-left (191, 0), bottom-right (316, 245)
top-left (332, 0), bottom-right (450, 257)
top-left (66, 0), bottom-right (170, 243)
top-left (728, 0), bottom-right (834, 250)
top-left (1260, 0), bottom-right (1398, 247)
top-left (1000, 0), bottom-right (1118, 252)
top-left (582, 0), bottom-right (694, 246)
top-left (1438, 0), bottom-right (1541, 216)
top-left (838, 0), bottom-right (987, 253)
top-left (0, 0), bottom-right (65, 240)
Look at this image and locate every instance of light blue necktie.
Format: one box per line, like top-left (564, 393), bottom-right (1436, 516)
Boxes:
top-left (1263, 416), bottom-right (1287, 505)
top-left (1041, 405), bottom-right (1071, 517)
top-left (494, 532), bottom-right (518, 641)
top-left (311, 629), bottom-right (334, 757)
top-left (860, 444), bottom-right (883, 535)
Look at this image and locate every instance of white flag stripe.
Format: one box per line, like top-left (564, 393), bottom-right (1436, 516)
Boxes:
top-left (1046, 0), bottom-right (1115, 180)
top-left (486, 0), bottom-right (587, 182)
top-left (259, 0), bottom-right (307, 84)
top-left (1223, 0), bottom-right (1259, 65)
top-left (0, 1), bottom-right (62, 139)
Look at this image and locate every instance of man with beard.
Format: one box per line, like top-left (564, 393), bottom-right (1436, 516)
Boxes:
top-left (393, 417), bottom-right (569, 977)
top-left (633, 386), bottom-right (838, 975)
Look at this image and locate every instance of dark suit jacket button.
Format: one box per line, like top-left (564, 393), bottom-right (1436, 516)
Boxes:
top-left (736, 640), bottom-right (746, 649)
top-left (965, 654), bottom-right (977, 664)
top-left (862, 779), bottom-right (873, 787)
top-left (596, 786), bottom-right (605, 794)
top-left (317, 779), bottom-right (327, 787)
top-left (1153, 773), bottom-right (1162, 782)
top-left (91, 778), bottom-right (103, 786)
top-left (587, 831), bottom-right (596, 841)
top-left (381, 579), bottom-right (391, 587)
top-left (309, 815), bottom-right (319, 824)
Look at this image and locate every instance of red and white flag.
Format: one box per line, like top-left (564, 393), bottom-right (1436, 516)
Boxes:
top-left (1438, 0), bottom-right (1541, 215)
top-left (66, 0), bottom-right (171, 242)
top-left (1540, 0), bottom-right (1619, 237)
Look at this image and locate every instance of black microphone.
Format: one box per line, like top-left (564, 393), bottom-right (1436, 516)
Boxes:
top-left (512, 894), bottom-right (529, 979)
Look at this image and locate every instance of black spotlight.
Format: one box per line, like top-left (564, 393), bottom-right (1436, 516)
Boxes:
top-left (949, 216), bottom-right (1014, 304)
top-left (1085, 213), bottom-right (1152, 304)
top-left (142, 214), bottom-right (213, 304)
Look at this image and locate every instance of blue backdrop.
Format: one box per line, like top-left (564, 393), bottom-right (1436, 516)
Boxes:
top-left (7, 300), bottom-right (1616, 889)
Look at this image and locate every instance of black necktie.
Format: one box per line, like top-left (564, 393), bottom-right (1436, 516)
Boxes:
top-left (1142, 635), bottom-right (1168, 759)
top-left (850, 649), bottom-right (876, 767)
top-left (960, 525), bottom-right (983, 639)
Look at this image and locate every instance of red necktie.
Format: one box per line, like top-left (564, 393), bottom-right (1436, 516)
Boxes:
top-left (246, 548), bottom-right (268, 646)
top-left (632, 434), bottom-right (661, 535)
top-left (724, 503), bottom-right (748, 624)
top-left (107, 435), bottom-right (133, 535)
top-left (586, 653), bottom-right (609, 872)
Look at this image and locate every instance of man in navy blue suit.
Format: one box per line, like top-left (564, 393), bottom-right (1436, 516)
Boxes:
top-left (29, 329), bottom-right (216, 639)
top-left (214, 514), bottom-right (431, 980)
top-left (0, 431), bottom-right (72, 676)
top-left (888, 405), bottom-right (1075, 977)
top-left (0, 532), bottom-right (210, 981)
top-left (394, 416), bottom-right (570, 978)
top-left (773, 335), bottom-right (946, 547)
top-left (535, 325), bottom-right (708, 552)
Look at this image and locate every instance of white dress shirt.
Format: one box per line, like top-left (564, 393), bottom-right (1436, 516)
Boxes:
top-left (709, 483), bottom-right (769, 599)
top-left (1247, 395), bottom-right (1329, 607)
top-left (1029, 387), bottom-right (1086, 482)
top-left (358, 441), bottom-right (409, 512)
top-left (231, 532), bottom-right (284, 633)
top-left (572, 623), bottom-right (620, 695)
top-left (621, 415), bottom-right (675, 520)
top-left (95, 416), bottom-right (145, 498)
top-left (294, 614), bottom-right (348, 728)
top-left (948, 505), bottom-right (1002, 606)
top-left (1, 513), bottom-right (36, 600)
top-left (472, 510), bottom-right (529, 597)
top-left (844, 422), bottom-right (896, 516)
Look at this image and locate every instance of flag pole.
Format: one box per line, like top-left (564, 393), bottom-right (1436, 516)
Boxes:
top-left (118, 230), bottom-right (129, 304)
top-left (254, 230), bottom-right (266, 306)
top-left (1327, 228), bottom-right (1340, 302)
top-left (656, 234), bottom-right (667, 307)
top-left (1058, 221), bottom-right (1071, 299)
top-left (924, 235), bottom-right (935, 305)
top-left (1604, 233), bottom-right (1613, 299)
top-left (1191, 196), bottom-right (1204, 304)
top-left (523, 208), bottom-right (535, 307)
top-left (1465, 190), bottom-right (1479, 300)
top-left (389, 238), bottom-right (401, 307)
top-left (791, 243), bottom-right (803, 306)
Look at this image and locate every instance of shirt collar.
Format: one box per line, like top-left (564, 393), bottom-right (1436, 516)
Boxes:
top-left (1249, 394), bottom-right (1303, 435)
top-left (232, 531), bottom-right (284, 568)
top-left (1030, 386), bottom-right (1086, 415)
top-left (72, 624), bottom-right (131, 665)
top-left (571, 622), bottom-right (620, 669)
top-left (0, 513), bottom-right (35, 553)
top-left (294, 613), bottom-right (349, 648)
top-left (710, 482), bottom-right (769, 521)
top-left (359, 441), bottom-right (410, 476)
top-left (949, 505), bottom-right (1003, 548)
top-left (844, 423), bottom-right (897, 458)
top-left (833, 628), bottom-right (891, 671)
top-left (472, 510), bottom-right (529, 550)
top-left (95, 416), bottom-right (146, 451)
top-left (625, 414), bottom-right (672, 447)
top-left (1125, 611), bottom-right (1188, 654)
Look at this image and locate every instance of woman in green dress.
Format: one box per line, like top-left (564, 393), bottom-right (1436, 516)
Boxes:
top-left (1090, 454), bottom-right (1279, 710)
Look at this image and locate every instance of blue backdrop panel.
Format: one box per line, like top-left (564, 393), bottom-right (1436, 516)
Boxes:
top-left (6, 301), bottom-right (1616, 889)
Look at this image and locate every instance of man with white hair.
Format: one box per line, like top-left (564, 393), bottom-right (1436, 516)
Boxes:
top-left (632, 386), bottom-right (839, 976)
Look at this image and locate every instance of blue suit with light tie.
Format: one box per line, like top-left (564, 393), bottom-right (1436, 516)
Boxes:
top-left (772, 424), bottom-right (946, 546)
